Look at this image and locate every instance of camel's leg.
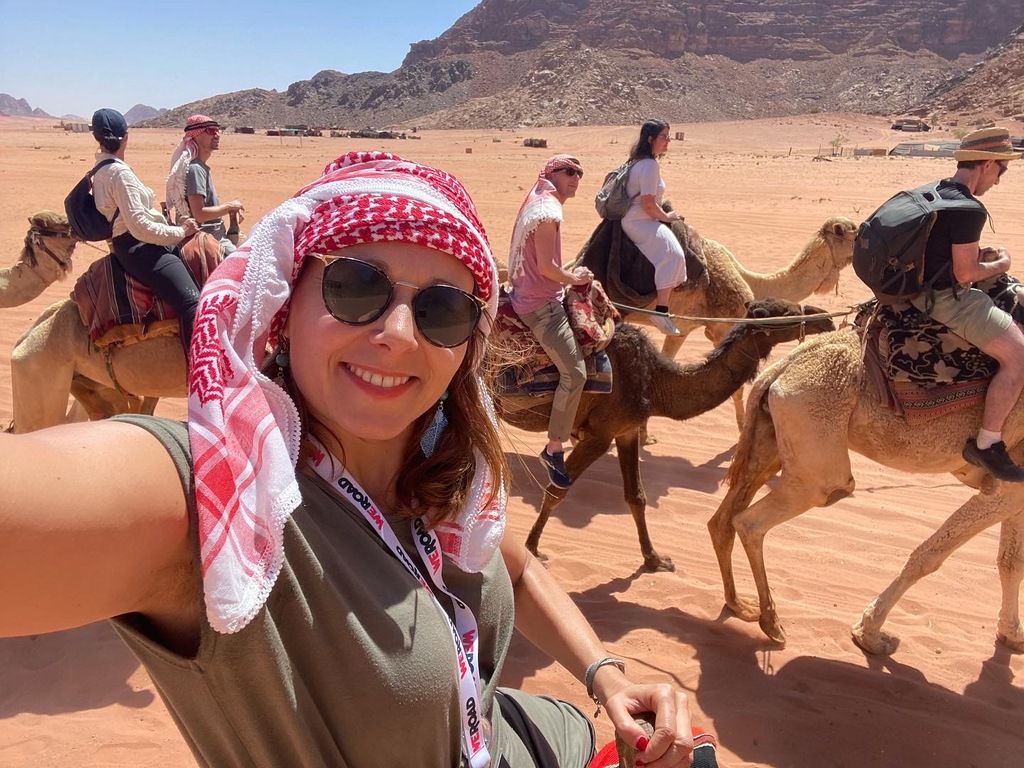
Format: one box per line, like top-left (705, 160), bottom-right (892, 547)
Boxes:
top-left (852, 492), bottom-right (1013, 655)
top-left (525, 433), bottom-right (614, 561)
top-left (708, 398), bottom-right (781, 621)
top-left (996, 512), bottom-right (1024, 652)
top-left (141, 397), bottom-right (160, 416)
top-left (732, 393), bottom-right (855, 645)
top-left (615, 428), bottom-right (673, 572)
top-left (11, 306), bottom-right (75, 433)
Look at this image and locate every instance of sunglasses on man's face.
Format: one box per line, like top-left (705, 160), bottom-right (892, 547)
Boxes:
top-left (316, 256), bottom-right (483, 348)
top-left (997, 161), bottom-right (1009, 177)
top-left (557, 167), bottom-right (583, 178)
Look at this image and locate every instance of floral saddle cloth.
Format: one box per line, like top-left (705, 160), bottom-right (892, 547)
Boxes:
top-left (854, 275), bottom-right (1023, 423)
top-left (491, 280), bottom-right (621, 398)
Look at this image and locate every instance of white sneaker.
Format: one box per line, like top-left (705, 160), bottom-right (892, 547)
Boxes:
top-left (650, 313), bottom-right (681, 336)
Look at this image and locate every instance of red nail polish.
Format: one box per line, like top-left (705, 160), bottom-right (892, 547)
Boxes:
top-left (635, 736), bottom-right (649, 751)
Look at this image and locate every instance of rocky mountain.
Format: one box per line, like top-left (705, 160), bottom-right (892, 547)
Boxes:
top-left (924, 24), bottom-right (1024, 125)
top-left (142, 0), bottom-right (1024, 129)
top-left (0, 94), bottom-right (52, 118)
top-left (124, 104), bottom-right (168, 126)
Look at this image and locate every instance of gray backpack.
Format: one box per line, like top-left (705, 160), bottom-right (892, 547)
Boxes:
top-left (594, 160), bottom-right (637, 220)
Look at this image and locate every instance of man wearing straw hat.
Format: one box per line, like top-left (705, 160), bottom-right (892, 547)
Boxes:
top-left (908, 127), bottom-right (1024, 480)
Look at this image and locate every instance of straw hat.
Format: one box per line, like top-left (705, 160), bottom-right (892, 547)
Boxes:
top-left (954, 127), bottom-right (1022, 161)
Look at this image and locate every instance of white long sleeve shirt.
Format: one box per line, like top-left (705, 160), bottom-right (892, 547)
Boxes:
top-left (91, 152), bottom-right (185, 246)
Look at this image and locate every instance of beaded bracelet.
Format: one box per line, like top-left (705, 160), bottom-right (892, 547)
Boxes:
top-left (584, 657), bottom-right (626, 716)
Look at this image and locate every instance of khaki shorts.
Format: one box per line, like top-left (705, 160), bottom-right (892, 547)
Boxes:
top-left (910, 286), bottom-right (1013, 348)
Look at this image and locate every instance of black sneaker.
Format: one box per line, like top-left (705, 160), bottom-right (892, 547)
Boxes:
top-left (963, 439), bottom-right (1024, 482)
top-left (539, 449), bottom-right (572, 489)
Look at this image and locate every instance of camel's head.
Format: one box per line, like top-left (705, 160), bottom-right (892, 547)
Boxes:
top-left (740, 298), bottom-right (835, 356)
top-left (23, 210), bottom-right (76, 275)
top-left (808, 215), bottom-right (859, 294)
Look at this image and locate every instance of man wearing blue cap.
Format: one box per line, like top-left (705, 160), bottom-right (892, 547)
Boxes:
top-left (89, 108), bottom-right (201, 354)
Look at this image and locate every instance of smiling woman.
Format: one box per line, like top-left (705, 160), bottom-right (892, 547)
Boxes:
top-left (0, 151), bottom-right (707, 767)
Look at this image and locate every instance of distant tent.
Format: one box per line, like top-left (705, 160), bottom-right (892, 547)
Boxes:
top-left (888, 141), bottom-right (959, 158)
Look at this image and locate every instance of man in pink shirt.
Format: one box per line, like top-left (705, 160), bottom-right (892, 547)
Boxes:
top-left (508, 155), bottom-right (592, 488)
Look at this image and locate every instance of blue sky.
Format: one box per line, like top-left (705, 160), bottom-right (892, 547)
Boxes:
top-left (0, 0), bottom-right (480, 117)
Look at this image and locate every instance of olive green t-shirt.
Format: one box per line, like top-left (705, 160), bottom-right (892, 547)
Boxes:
top-left (110, 416), bottom-right (593, 767)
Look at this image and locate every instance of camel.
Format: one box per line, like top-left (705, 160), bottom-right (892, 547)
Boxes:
top-left (628, 216), bottom-right (857, 359)
top-left (706, 326), bottom-right (1024, 654)
top-left (495, 298), bottom-right (835, 571)
top-left (0, 211), bottom-right (78, 308)
top-left (598, 216), bottom-right (857, 429)
top-left (11, 232), bottom-right (224, 433)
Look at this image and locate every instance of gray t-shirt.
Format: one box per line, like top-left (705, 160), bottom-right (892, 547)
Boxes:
top-left (110, 415), bottom-right (593, 768)
top-left (185, 160), bottom-right (227, 240)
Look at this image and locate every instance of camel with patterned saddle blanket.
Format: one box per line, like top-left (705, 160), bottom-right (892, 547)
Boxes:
top-left (10, 232), bottom-right (224, 432)
top-left (707, 276), bottom-right (1024, 654)
top-left (492, 297), bottom-right (834, 571)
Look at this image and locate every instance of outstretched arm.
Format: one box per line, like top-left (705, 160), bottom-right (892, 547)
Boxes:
top-left (501, 538), bottom-right (694, 766)
top-left (0, 421), bottom-right (195, 640)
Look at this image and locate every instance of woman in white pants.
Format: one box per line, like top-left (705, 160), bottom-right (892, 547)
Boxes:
top-left (620, 119), bottom-right (687, 335)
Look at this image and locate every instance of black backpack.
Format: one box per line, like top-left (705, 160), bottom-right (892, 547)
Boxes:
top-left (852, 181), bottom-right (986, 302)
top-left (64, 158), bottom-right (120, 241)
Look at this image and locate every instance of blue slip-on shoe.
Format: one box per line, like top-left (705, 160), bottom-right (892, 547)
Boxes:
top-left (539, 448), bottom-right (572, 489)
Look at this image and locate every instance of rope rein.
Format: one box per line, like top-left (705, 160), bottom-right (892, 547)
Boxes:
top-left (610, 300), bottom-right (856, 326)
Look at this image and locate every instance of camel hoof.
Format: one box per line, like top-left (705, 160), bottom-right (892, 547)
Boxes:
top-left (643, 553), bottom-right (675, 572)
top-left (642, 433), bottom-right (657, 446)
top-left (996, 625), bottom-right (1024, 653)
top-left (726, 596), bottom-right (761, 622)
top-left (851, 621), bottom-right (900, 655)
top-left (759, 614), bottom-right (787, 646)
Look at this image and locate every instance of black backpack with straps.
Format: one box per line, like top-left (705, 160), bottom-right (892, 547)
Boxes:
top-left (852, 181), bottom-right (986, 302)
top-left (64, 158), bottom-right (120, 241)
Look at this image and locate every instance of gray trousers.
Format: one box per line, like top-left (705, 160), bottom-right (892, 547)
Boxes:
top-left (519, 301), bottom-right (587, 443)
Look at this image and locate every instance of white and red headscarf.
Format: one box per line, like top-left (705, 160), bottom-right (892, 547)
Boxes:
top-left (187, 151), bottom-right (502, 633)
top-left (166, 114), bottom-right (220, 223)
top-left (507, 154), bottom-right (583, 282)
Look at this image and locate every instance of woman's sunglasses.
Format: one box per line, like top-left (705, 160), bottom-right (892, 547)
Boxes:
top-left (314, 255), bottom-right (483, 348)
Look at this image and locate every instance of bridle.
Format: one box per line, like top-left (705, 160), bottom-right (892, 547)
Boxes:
top-left (29, 227), bottom-right (76, 272)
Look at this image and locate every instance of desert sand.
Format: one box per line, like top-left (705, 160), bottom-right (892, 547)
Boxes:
top-left (1, 114), bottom-right (1022, 767)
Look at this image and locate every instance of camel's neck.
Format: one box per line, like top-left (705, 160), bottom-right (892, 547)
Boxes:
top-left (649, 332), bottom-right (765, 421)
top-left (727, 239), bottom-right (834, 301)
top-left (0, 260), bottom-right (51, 309)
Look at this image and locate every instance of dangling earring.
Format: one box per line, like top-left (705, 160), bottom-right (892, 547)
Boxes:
top-left (420, 390), bottom-right (449, 458)
top-left (273, 340), bottom-right (290, 385)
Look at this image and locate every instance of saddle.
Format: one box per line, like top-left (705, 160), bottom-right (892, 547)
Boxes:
top-left (855, 275), bottom-right (1023, 423)
top-left (72, 232), bottom-right (223, 348)
top-left (491, 281), bottom-right (620, 402)
top-left (574, 209), bottom-right (708, 308)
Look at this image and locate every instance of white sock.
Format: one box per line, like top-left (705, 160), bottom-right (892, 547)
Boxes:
top-left (977, 428), bottom-right (1002, 450)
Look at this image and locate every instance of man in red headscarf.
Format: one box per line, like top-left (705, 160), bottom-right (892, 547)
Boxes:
top-left (507, 154), bottom-right (592, 488)
top-left (166, 114), bottom-right (245, 253)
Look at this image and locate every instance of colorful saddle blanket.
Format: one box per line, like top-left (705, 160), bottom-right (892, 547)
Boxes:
top-left (855, 275), bottom-right (1023, 423)
top-left (491, 280), bottom-right (620, 396)
top-left (72, 232), bottom-right (223, 348)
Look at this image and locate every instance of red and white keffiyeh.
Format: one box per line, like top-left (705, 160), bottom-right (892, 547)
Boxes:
top-left (166, 114), bottom-right (219, 223)
top-left (187, 151), bottom-right (503, 633)
top-left (507, 154), bottom-right (582, 281)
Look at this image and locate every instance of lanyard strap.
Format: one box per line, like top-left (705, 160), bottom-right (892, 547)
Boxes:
top-left (306, 439), bottom-right (490, 768)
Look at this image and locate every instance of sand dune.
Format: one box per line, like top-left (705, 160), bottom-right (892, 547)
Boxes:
top-left (1, 115), bottom-right (1022, 766)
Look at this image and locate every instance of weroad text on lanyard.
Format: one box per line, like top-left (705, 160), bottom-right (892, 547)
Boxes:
top-left (307, 437), bottom-right (490, 768)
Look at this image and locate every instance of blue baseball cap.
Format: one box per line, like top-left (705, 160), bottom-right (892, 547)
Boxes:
top-left (91, 108), bottom-right (128, 142)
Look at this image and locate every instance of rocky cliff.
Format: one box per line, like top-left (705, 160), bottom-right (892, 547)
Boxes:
top-left (143, 0), bottom-right (1024, 129)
